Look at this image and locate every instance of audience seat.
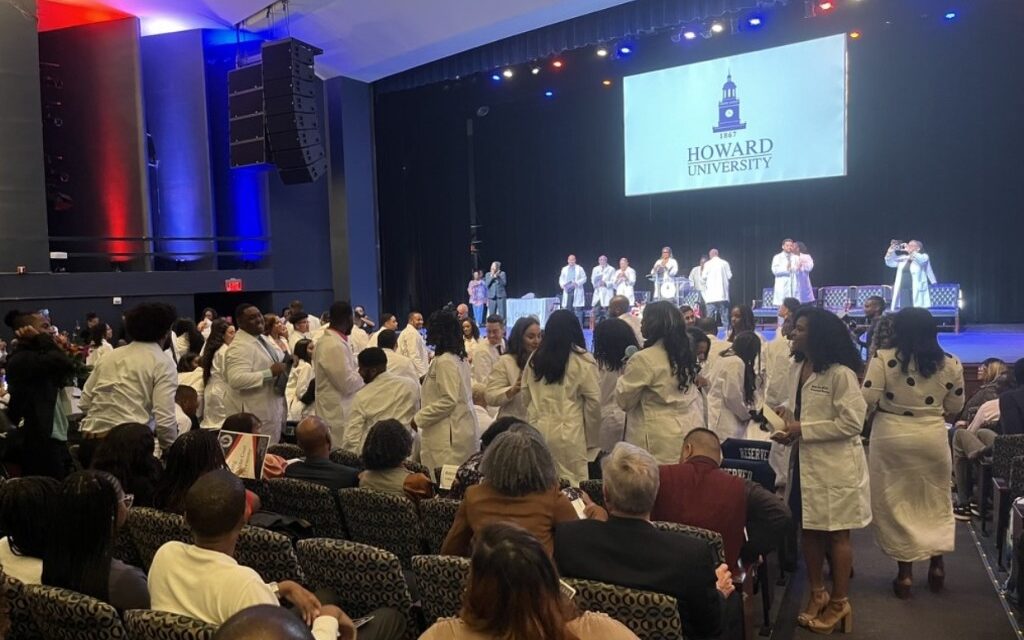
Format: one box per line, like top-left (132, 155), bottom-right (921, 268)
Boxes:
top-left (267, 443), bottom-right (304, 460)
top-left (680, 289), bottom-right (701, 309)
top-left (3, 573), bottom-right (43, 640)
top-left (990, 435), bottom-right (1024, 553)
top-left (565, 578), bottom-right (683, 640)
top-left (295, 539), bottom-right (417, 640)
top-left (24, 584), bottom-right (128, 640)
top-left (236, 525), bottom-right (307, 584)
top-left (336, 488), bottom-right (424, 568)
top-left (127, 507), bottom-right (193, 570)
top-left (848, 285), bottom-right (892, 319)
top-left (411, 555), bottom-right (470, 624)
top-left (267, 478), bottom-right (347, 539)
top-left (720, 438), bottom-right (772, 465)
top-left (928, 283), bottom-right (962, 333)
top-left (112, 524), bottom-right (143, 570)
top-left (818, 286), bottom-right (853, 315)
top-left (329, 449), bottom-right (363, 469)
top-left (419, 498), bottom-right (460, 555)
top-left (242, 477), bottom-right (273, 511)
top-left (579, 479), bottom-right (605, 507)
top-left (651, 521), bottom-right (726, 566)
top-left (123, 609), bottom-right (217, 640)
top-left (403, 460), bottom-right (431, 477)
top-left (752, 288), bottom-right (778, 328)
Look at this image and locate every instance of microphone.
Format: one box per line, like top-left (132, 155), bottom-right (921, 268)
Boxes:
top-left (621, 345), bottom-right (639, 365)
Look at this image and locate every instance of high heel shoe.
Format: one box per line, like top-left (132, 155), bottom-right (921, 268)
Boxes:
top-left (807, 598), bottom-right (853, 635)
top-left (928, 566), bottom-right (945, 593)
top-left (797, 588), bottom-right (830, 627)
top-left (892, 577), bottom-right (912, 599)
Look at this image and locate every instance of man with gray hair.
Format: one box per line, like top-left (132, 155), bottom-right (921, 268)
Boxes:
top-left (554, 442), bottom-right (733, 639)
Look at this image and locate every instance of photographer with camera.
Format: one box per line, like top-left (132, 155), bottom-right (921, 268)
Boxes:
top-left (885, 239), bottom-right (937, 310)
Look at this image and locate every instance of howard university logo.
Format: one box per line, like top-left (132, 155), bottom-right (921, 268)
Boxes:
top-left (686, 72), bottom-right (774, 177)
top-left (713, 72), bottom-right (746, 133)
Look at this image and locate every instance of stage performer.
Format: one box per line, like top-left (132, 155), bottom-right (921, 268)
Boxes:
top-left (467, 270), bottom-right (487, 326)
top-left (613, 258), bottom-right (637, 306)
top-left (885, 240), bottom-right (936, 310)
top-left (772, 239), bottom-right (816, 305)
top-left (702, 249), bottom-right (733, 324)
top-left (590, 255), bottom-right (615, 325)
top-left (559, 255), bottom-right (588, 326)
top-left (688, 255), bottom-right (708, 316)
top-left (485, 261), bottom-right (507, 320)
top-left (650, 247), bottom-right (679, 301)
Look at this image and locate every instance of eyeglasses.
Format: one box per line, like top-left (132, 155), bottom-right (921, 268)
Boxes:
top-left (122, 494), bottom-right (135, 509)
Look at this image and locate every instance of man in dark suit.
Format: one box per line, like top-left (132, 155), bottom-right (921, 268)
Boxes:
top-left (484, 261), bottom-right (507, 320)
top-left (284, 416), bottom-right (358, 490)
top-left (554, 443), bottom-right (733, 639)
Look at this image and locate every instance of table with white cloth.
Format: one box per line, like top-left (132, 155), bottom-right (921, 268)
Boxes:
top-left (505, 297), bottom-right (559, 329)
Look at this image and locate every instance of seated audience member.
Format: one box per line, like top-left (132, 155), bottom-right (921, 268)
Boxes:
top-left (448, 417), bottom-right (521, 500)
top-left (176, 385), bottom-right (201, 434)
top-left (90, 422), bottom-right (163, 508)
top-left (957, 358), bottom-right (1008, 426)
top-left (43, 470), bottom-right (149, 610)
top-left (154, 430), bottom-right (259, 518)
top-left (376, 329), bottom-right (420, 385)
top-left (358, 420), bottom-right (433, 500)
top-left (422, 522), bottom-right (637, 640)
top-left (1001, 359), bottom-right (1024, 435)
top-left (651, 428), bottom-right (791, 573)
top-left (342, 347), bottom-right (420, 454)
top-left (286, 339), bottom-right (315, 422)
top-left (222, 412), bottom-right (287, 479)
top-left (555, 443), bottom-right (732, 639)
top-left (285, 416), bottom-right (359, 491)
top-left (148, 469), bottom-right (407, 640)
top-left (214, 604), bottom-right (319, 640)
top-left (0, 476), bottom-right (58, 584)
top-left (441, 424), bottom-right (606, 557)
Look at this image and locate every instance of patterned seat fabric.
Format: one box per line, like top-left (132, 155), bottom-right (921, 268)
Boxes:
top-left (419, 498), bottom-right (461, 555)
top-left (242, 478), bottom-right (273, 511)
top-left (853, 285), bottom-right (892, 310)
top-left (579, 480), bottom-right (605, 507)
top-left (112, 524), bottom-right (142, 569)
top-left (296, 539), bottom-right (417, 640)
top-left (1009, 456), bottom-right (1024, 502)
top-left (993, 435), bottom-right (1024, 480)
top-left (4, 573), bottom-right (43, 640)
top-left (402, 460), bottom-right (431, 477)
top-left (753, 287), bottom-right (777, 315)
top-left (267, 443), bottom-right (304, 460)
top-left (565, 578), bottom-right (683, 640)
top-left (336, 489), bottom-right (423, 567)
top-left (236, 525), bottom-right (306, 584)
top-left (411, 555), bottom-right (470, 623)
top-left (123, 609), bottom-right (217, 640)
top-left (651, 521), bottom-right (726, 566)
top-left (329, 449), bottom-right (363, 469)
top-left (819, 286), bottom-right (852, 313)
top-left (680, 290), bottom-right (701, 308)
top-left (24, 584), bottom-right (128, 640)
top-left (127, 508), bottom-right (193, 570)
top-left (267, 478), bottom-right (347, 539)
top-left (928, 283), bottom-right (960, 309)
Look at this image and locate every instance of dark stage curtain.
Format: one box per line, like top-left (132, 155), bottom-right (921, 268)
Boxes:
top-left (374, 1), bottom-right (1024, 325)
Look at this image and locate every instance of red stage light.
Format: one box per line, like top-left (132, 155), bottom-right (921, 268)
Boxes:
top-left (552, 60), bottom-right (564, 69)
top-left (818, 1), bottom-right (834, 10)
top-left (37, 0), bottom-right (131, 32)
top-left (849, 31), bottom-right (862, 39)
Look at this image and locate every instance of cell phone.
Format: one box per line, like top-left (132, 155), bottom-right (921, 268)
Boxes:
top-left (353, 615), bottom-right (374, 629)
top-left (561, 486), bottom-right (582, 502)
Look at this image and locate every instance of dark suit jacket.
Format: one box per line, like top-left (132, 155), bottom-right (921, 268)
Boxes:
top-left (554, 516), bottom-right (722, 639)
top-left (4, 334), bottom-right (76, 440)
top-left (1000, 388), bottom-right (1024, 435)
top-left (284, 457), bottom-right (359, 491)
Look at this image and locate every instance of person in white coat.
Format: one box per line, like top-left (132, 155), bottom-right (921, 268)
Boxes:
top-left (650, 246), bottom-right (679, 301)
top-left (592, 317), bottom-right (640, 453)
top-left (471, 315), bottom-right (506, 388)
top-left (313, 302), bottom-right (365, 446)
top-left (612, 258), bottom-right (637, 305)
top-left (886, 240), bottom-right (937, 310)
top-left (702, 249), bottom-right (732, 324)
top-left (558, 255), bottom-right (588, 326)
top-left (615, 301), bottom-right (704, 464)
top-left (522, 309), bottom-right (601, 485)
top-left (398, 312), bottom-right (429, 379)
top-left (413, 310), bottom-right (479, 473)
top-left (772, 239), bottom-right (800, 305)
top-left (590, 255), bottom-right (615, 324)
top-left (485, 316), bottom-right (541, 422)
top-left (705, 332), bottom-right (766, 441)
top-left (285, 338), bottom-right (315, 423)
top-left (200, 320), bottom-right (235, 428)
top-left (342, 347), bottom-right (420, 454)
top-left (375, 329), bottom-right (420, 385)
top-left (688, 255), bottom-right (708, 315)
top-left (770, 307), bottom-right (869, 634)
top-left (222, 304), bottom-right (288, 442)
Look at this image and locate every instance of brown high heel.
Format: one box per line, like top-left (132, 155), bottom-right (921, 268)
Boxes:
top-left (797, 588), bottom-right (830, 627)
top-left (892, 577), bottom-right (912, 599)
top-left (807, 598), bottom-right (853, 635)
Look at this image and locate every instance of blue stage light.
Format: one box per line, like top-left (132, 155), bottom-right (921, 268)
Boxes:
top-left (944, 11), bottom-right (957, 20)
top-left (491, 73), bottom-right (501, 81)
top-left (618, 45), bottom-right (632, 55)
top-left (544, 90), bottom-right (554, 97)
top-left (748, 16), bottom-right (763, 27)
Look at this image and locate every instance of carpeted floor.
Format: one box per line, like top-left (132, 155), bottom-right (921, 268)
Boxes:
top-left (770, 522), bottom-right (1017, 639)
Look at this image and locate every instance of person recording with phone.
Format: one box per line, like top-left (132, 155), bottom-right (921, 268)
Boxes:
top-left (885, 239), bottom-right (937, 310)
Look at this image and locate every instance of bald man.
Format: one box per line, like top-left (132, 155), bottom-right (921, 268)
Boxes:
top-left (214, 604), bottom-right (317, 640)
top-left (608, 295), bottom-right (643, 346)
top-left (284, 416), bottom-right (359, 491)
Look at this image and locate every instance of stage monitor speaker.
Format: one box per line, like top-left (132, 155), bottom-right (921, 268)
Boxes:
top-left (228, 63), bottom-right (268, 168)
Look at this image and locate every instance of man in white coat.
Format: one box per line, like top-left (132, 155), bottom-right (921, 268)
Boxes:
top-left (376, 329), bottom-right (421, 385)
top-left (772, 239), bottom-right (800, 305)
top-left (613, 257), bottom-right (637, 305)
top-left (313, 301), bottom-right (365, 445)
top-left (689, 255), bottom-right (708, 316)
top-left (886, 240), bottom-right (937, 309)
top-left (471, 315), bottom-right (506, 388)
top-left (223, 304), bottom-right (288, 442)
top-left (559, 255), bottom-right (588, 326)
top-left (590, 255), bottom-right (615, 325)
top-left (341, 347), bottom-right (420, 454)
top-left (397, 312), bottom-right (429, 379)
top-left (702, 248), bottom-right (733, 324)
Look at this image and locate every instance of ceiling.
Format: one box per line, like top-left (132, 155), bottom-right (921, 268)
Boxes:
top-left (38, 0), bottom-right (635, 80)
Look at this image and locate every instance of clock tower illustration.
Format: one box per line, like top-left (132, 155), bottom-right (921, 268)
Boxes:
top-left (712, 71), bottom-right (747, 133)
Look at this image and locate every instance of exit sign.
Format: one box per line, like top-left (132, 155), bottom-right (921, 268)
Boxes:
top-left (224, 278), bottom-right (243, 292)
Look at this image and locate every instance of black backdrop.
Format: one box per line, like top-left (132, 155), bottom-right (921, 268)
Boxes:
top-left (374, 0), bottom-right (1024, 324)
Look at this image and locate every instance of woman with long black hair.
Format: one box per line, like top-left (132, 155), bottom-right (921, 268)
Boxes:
top-left (706, 331), bottom-right (765, 441)
top-left (200, 319), bottom-right (236, 428)
top-left (727, 304), bottom-right (760, 343)
top-left (485, 316), bottom-right (542, 422)
top-left (593, 317), bottom-right (639, 452)
top-left (90, 422), bottom-right (162, 508)
top-left (523, 310), bottom-right (601, 484)
top-left (863, 307), bottom-right (965, 598)
top-left (615, 301), bottom-right (702, 464)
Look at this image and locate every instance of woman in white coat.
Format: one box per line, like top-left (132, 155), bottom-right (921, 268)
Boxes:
top-left (522, 309), bottom-right (601, 485)
top-left (200, 319), bottom-right (235, 428)
top-left (885, 240), bottom-right (937, 310)
top-left (771, 307), bottom-right (869, 634)
top-left (592, 318), bottom-right (640, 453)
top-left (484, 316), bottom-right (541, 422)
top-left (413, 310), bottom-right (479, 473)
top-left (706, 331), bottom-right (766, 441)
top-left (285, 338), bottom-right (316, 422)
top-left (615, 301), bottom-right (704, 464)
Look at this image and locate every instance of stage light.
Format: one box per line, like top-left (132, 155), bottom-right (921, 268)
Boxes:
top-left (944, 11), bottom-right (957, 20)
top-left (552, 60), bottom-right (563, 69)
top-left (531, 66), bottom-right (540, 75)
top-left (596, 46), bottom-right (608, 57)
top-left (710, 22), bottom-right (725, 34)
top-left (491, 73), bottom-right (501, 81)
top-left (747, 16), bottom-right (763, 27)
top-left (602, 79), bottom-right (612, 86)
top-left (544, 90), bottom-right (554, 97)
top-left (502, 68), bottom-right (513, 79)
top-left (818, 1), bottom-right (833, 10)
top-left (849, 30), bottom-right (861, 39)
top-left (618, 45), bottom-right (632, 55)
top-left (683, 30), bottom-right (697, 40)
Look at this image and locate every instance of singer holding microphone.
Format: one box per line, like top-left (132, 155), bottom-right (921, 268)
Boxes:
top-left (885, 240), bottom-right (937, 310)
top-left (650, 246), bottom-right (679, 301)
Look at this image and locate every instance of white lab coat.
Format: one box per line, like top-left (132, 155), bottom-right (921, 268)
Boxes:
top-left (384, 348), bottom-right (421, 385)
top-left (615, 340), bottom-right (705, 464)
top-left (559, 264), bottom-right (588, 309)
top-left (201, 348), bottom-right (230, 428)
top-left (772, 252), bottom-right (816, 305)
top-left (285, 359), bottom-right (315, 422)
top-left (223, 331), bottom-right (285, 442)
top-left (886, 250), bottom-right (937, 309)
top-left (523, 349), bottom-right (602, 485)
top-left (784, 362), bottom-right (871, 531)
top-left (484, 354), bottom-right (530, 421)
top-left (415, 353), bottom-right (479, 472)
top-left (597, 367), bottom-right (626, 453)
top-left (313, 330), bottom-right (364, 445)
top-left (349, 327), bottom-right (370, 355)
top-left (471, 340), bottom-right (503, 388)
top-left (287, 330), bottom-right (311, 353)
top-left (763, 334), bottom-right (795, 409)
top-left (612, 267), bottom-right (637, 305)
top-left (591, 265), bottom-right (615, 307)
top-left (650, 258), bottom-right (679, 278)
top-left (342, 371), bottom-right (421, 454)
top-left (617, 314), bottom-right (644, 347)
top-left (688, 265), bottom-right (705, 294)
top-left (86, 340), bottom-right (114, 369)
top-left (702, 256), bottom-right (733, 304)
top-left (398, 325), bottom-right (430, 378)
top-left (705, 354), bottom-right (766, 441)
top-left (704, 334), bottom-right (730, 372)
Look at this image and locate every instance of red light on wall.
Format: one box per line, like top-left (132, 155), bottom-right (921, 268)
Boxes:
top-left (224, 278), bottom-right (243, 292)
